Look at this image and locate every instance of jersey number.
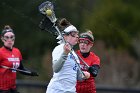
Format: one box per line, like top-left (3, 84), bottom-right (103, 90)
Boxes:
top-left (12, 62), bottom-right (19, 72)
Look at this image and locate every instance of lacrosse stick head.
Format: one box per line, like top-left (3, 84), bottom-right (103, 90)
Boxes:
top-left (39, 17), bottom-right (59, 36)
top-left (39, 1), bottom-right (57, 23)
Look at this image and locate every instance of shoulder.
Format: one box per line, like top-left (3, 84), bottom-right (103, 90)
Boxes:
top-left (90, 52), bottom-right (100, 61)
top-left (90, 52), bottom-right (98, 57)
top-left (13, 47), bottom-right (20, 51)
top-left (52, 44), bottom-right (65, 59)
top-left (56, 44), bottom-right (65, 48)
top-left (0, 47), bottom-right (6, 53)
top-left (53, 44), bottom-right (64, 52)
top-left (0, 47), bottom-right (3, 55)
top-left (0, 47), bottom-right (5, 51)
top-left (0, 47), bottom-right (6, 59)
top-left (12, 47), bottom-right (21, 53)
top-left (0, 47), bottom-right (3, 51)
top-left (90, 51), bottom-right (100, 65)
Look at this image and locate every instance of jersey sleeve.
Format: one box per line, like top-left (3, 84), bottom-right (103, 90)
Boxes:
top-left (92, 52), bottom-right (100, 66)
top-left (52, 44), bottom-right (64, 62)
top-left (52, 44), bottom-right (67, 73)
top-left (0, 51), bottom-right (2, 65)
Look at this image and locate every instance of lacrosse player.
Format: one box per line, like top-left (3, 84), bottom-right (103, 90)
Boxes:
top-left (76, 30), bottom-right (100, 93)
top-left (0, 25), bottom-right (38, 93)
top-left (46, 18), bottom-right (90, 93)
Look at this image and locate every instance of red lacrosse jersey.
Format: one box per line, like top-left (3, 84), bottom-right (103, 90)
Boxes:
top-left (0, 46), bottom-right (22, 90)
top-left (76, 50), bottom-right (100, 93)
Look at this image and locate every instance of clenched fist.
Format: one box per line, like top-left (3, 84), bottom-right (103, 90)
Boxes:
top-left (83, 71), bottom-right (90, 79)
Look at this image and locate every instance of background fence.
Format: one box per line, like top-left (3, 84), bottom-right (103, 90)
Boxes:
top-left (16, 80), bottom-right (140, 93)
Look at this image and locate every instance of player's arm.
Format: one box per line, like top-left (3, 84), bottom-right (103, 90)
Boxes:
top-left (18, 61), bottom-right (38, 76)
top-left (53, 52), bottom-right (68, 73)
top-left (53, 43), bottom-right (70, 73)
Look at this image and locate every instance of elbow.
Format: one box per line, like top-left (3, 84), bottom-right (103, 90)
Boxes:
top-left (52, 59), bottom-right (65, 73)
top-left (53, 65), bottom-right (61, 73)
top-left (53, 68), bottom-right (59, 73)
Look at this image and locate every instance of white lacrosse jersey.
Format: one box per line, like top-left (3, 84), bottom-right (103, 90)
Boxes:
top-left (46, 44), bottom-right (79, 93)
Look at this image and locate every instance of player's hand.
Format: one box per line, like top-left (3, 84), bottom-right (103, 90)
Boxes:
top-left (30, 71), bottom-right (39, 76)
top-left (64, 43), bottom-right (71, 54)
top-left (88, 65), bottom-right (99, 77)
top-left (83, 71), bottom-right (90, 79)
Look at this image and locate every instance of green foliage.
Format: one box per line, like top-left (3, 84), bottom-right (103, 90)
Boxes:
top-left (81, 0), bottom-right (140, 56)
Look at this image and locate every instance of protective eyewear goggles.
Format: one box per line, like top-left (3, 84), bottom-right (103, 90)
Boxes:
top-left (69, 32), bottom-right (79, 38)
top-left (3, 35), bottom-right (15, 41)
top-left (78, 38), bottom-right (93, 45)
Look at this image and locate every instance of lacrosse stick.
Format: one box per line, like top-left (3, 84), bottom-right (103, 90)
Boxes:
top-left (39, 1), bottom-right (90, 69)
top-left (39, 1), bottom-right (90, 78)
top-left (1, 66), bottom-right (32, 74)
top-left (1, 65), bottom-right (38, 76)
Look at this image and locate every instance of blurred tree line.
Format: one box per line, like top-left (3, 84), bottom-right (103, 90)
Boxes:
top-left (0, 0), bottom-right (140, 88)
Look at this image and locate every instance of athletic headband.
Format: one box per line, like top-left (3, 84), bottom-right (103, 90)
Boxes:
top-left (79, 34), bottom-right (94, 42)
top-left (63, 25), bottom-right (78, 33)
top-left (1, 28), bottom-right (14, 37)
top-left (57, 25), bottom-right (78, 44)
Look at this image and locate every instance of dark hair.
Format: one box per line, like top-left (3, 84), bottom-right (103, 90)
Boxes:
top-left (1, 25), bottom-right (14, 37)
top-left (58, 18), bottom-right (71, 31)
top-left (58, 18), bottom-right (79, 35)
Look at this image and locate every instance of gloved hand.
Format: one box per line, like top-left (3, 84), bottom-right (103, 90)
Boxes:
top-left (30, 71), bottom-right (39, 76)
top-left (88, 65), bottom-right (99, 77)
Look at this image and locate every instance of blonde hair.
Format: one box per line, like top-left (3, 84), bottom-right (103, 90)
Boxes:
top-left (80, 29), bottom-right (94, 42)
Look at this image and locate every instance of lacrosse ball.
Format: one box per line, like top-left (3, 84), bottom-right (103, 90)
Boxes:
top-left (46, 9), bottom-right (52, 16)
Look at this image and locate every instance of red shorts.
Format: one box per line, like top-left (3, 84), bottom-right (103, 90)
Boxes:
top-left (76, 80), bottom-right (96, 93)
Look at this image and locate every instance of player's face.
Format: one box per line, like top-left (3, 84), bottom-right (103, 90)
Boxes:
top-left (79, 39), bottom-right (93, 53)
top-left (65, 32), bottom-right (79, 46)
top-left (2, 32), bottom-right (15, 49)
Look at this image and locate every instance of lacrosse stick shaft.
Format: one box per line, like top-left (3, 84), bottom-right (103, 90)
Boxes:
top-left (77, 55), bottom-right (90, 68)
top-left (1, 66), bottom-right (31, 74)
